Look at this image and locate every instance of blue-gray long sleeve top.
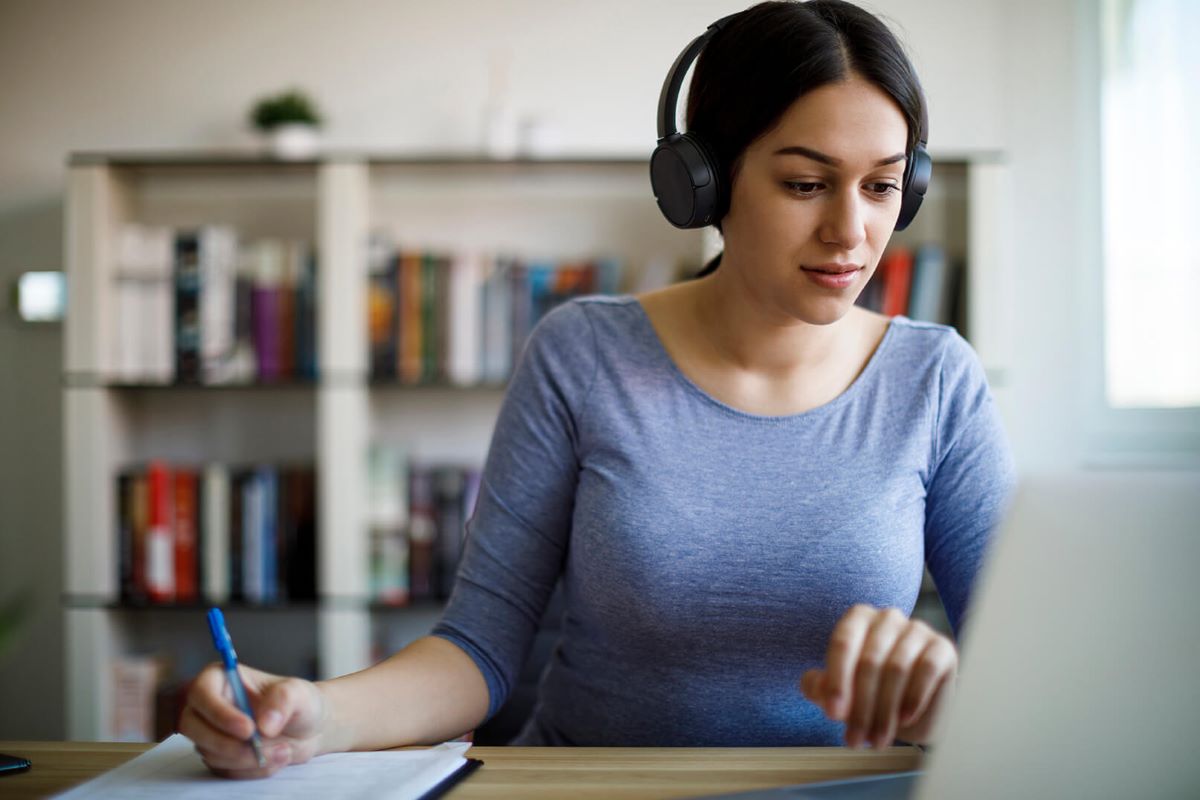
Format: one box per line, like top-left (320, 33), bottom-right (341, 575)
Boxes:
top-left (431, 295), bottom-right (1017, 746)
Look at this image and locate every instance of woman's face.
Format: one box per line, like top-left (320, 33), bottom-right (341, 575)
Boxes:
top-left (719, 72), bottom-right (909, 326)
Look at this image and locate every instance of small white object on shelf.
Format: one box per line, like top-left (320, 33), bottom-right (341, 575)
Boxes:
top-left (268, 123), bottom-right (321, 160)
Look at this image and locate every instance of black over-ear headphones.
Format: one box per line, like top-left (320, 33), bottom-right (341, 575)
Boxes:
top-left (649, 12), bottom-right (932, 232)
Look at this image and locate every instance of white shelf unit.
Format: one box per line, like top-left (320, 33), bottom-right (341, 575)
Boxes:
top-left (62, 151), bottom-right (1010, 741)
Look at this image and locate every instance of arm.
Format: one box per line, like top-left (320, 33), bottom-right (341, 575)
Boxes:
top-left (921, 330), bottom-right (1018, 639)
top-left (181, 302), bottom-right (597, 777)
top-left (315, 636), bottom-right (489, 753)
top-left (799, 331), bottom-right (1018, 749)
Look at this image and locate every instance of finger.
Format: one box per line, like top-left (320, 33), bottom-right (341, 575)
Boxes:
top-left (825, 604), bottom-right (875, 720)
top-left (181, 705), bottom-right (289, 771)
top-left (254, 677), bottom-right (309, 739)
top-left (187, 663), bottom-right (257, 740)
top-left (200, 741), bottom-right (293, 780)
top-left (898, 636), bottom-right (958, 727)
top-left (870, 620), bottom-right (932, 749)
top-left (846, 607), bottom-right (907, 748)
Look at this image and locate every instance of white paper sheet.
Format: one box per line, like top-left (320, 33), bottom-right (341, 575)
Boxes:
top-left (54, 734), bottom-right (474, 799)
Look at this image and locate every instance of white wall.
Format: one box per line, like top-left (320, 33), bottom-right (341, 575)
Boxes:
top-left (0, 0), bottom-right (1089, 739)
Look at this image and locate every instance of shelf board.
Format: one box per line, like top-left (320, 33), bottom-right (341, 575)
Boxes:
top-left (367, 378), bottom-right (508, 391)
top-left (68, 150), bottom-right (653, 169)
top-left (63, 379), bottom-right (319, 391)
top-left (62, 595), bottom-right (320, 612)
top-left (68, 148), bottom-right (1003, 170)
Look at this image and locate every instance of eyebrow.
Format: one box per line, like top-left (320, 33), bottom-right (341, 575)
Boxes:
top-left (772, 146), bottom-right (906, 168)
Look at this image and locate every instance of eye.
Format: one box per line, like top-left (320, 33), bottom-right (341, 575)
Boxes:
top-left (783, 181), bottom-right (823, 196)
top-left (866, 183), bottom-right (900, 198)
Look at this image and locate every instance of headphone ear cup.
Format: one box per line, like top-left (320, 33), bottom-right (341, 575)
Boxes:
top-left (650, 133), bottom-right (723, 228)
top-left (895, 144), bottom-right (932, 231)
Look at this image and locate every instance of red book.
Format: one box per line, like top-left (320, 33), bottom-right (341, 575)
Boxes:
top-left (173, 469), bottom-right (199, 604)
top-left (880, 247), bottom-right (915, 317)
top-left (145, 461), bottom-right (175, 604)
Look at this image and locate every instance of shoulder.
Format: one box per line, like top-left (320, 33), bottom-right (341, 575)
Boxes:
top-left (528, 294), bottom-right (643, 352)
top-left (882, 315), bottom-right (984, 382)
top-left (518, 295), bottom-right (640, 383)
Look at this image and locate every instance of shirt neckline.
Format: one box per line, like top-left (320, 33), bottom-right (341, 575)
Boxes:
top-left (627, 296), bottom-right (898, 423)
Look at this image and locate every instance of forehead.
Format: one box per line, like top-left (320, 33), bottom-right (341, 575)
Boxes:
top-left (755, 76), bottom-right (909, 165)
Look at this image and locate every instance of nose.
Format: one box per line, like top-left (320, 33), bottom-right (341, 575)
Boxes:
top-left (817, 188), bottom-right (867, 252)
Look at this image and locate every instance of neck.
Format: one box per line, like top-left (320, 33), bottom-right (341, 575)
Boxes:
top-left (689, 262), bottom-right (854, 378)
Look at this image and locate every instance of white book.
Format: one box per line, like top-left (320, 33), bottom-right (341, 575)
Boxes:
top-left (446, 250), bottom-right (483, 386)
top-left (200, 226), bottom-right (238, 384)
top-left (202, 463), bottom-right (230, 604)
top-left (147, 226), bottom-right (176, 384)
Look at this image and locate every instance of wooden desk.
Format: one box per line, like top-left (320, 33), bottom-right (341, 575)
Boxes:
top-left (0, 740), bottom-right (923, 799)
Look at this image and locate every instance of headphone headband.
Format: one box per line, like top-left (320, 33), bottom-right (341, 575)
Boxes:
top-left (656, 13), bottom-right (739, 141)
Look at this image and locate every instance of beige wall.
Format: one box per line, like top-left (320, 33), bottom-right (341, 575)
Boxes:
top-left (0, 0), bottom-right (1089, 739)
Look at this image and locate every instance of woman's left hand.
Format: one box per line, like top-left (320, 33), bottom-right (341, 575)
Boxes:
top-left (799, 604), bottom-right (957, 749)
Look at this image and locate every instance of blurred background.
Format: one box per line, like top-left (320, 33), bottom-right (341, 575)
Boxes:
top-left (0, 0), bottom-right (1195, 743)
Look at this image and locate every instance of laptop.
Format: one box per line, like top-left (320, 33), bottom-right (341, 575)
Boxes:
top-left (695, 470), bottom-right (1200, 799)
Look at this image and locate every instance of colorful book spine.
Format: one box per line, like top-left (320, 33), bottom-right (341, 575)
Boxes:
top-left (145, 461), bottom-right (175, 603)
top-left (368, 243), bottom-right (399, 380)
top-left (172, 468), bottom-right (199, 604)
top-left (173, 231), bottom-right (203, 383)
top-left (880, 246), bottom-right (915, 318)
top-left (400, 250), bottom-right (424, 383)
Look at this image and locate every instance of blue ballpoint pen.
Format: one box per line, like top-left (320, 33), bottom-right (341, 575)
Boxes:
top-left (206, 607), bottom-right (267, 768)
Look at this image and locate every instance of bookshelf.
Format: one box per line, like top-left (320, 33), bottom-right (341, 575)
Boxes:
top-left (62, 150), bottom-right (1011, 741)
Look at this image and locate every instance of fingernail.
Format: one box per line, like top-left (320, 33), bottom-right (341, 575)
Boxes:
top-left (272, 744), bottom-right (291, 765)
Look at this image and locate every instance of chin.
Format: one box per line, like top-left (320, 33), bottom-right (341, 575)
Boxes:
top-left (790, 301), bottom-right (853, 327)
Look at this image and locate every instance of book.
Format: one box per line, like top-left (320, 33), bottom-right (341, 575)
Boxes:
top-left (110, 656), bottom-right (164, 742)
top-left (172, 468), bottom-right (199, 604)
top-left (408, 466), bottom-right (437, 603)
top-left (399, 250), bottom-right (424, 384)
top-left (173, 231), bottom-right (208, 383)
top-left (199, 226), bottom-right (238, 384)
top-left (296, 244), bottom-right (319, 381)
top-left (907, 243), bottom-right (950, 323)
top-left (145, 461), bottom-right (175, 603)
top-left (433, 467), bottom-right (467, 599)
top-left (202, 463), bottom-right (230, 604)
top-left (368, 238), bottom-right (399, 379)
top-left (445, 251), bottom-right (483, 386)
top-left (250, 240), bottom-right (285, 382)
top-left (880, 246), bottom-right (915, 317)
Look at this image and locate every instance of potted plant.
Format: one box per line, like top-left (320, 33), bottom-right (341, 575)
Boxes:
top-left (249, 88), bottom-right (324, 160)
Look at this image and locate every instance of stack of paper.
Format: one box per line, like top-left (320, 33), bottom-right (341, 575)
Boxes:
top-left (55, 734), bottom-right (479, 799)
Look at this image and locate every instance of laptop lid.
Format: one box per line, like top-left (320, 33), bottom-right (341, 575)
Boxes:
top-left (916, 470), bottom-right (1200, 799)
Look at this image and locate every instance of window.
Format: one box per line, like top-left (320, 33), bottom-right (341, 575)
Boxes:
top-left (1100, 0), bottom-right (1200, 409)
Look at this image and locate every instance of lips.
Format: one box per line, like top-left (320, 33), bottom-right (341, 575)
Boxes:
top-left (803, 264), bottom-right (861, 274)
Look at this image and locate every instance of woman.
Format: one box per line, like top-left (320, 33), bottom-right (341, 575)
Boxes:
top-left (180, 0), bottom-right (1016, 776)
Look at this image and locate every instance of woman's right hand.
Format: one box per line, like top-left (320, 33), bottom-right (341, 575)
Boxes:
top-left (178, 661), bottom-right (328, 779)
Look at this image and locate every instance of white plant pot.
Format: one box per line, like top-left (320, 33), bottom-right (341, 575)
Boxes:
top-left (267, 123), bottom-right (320, 160)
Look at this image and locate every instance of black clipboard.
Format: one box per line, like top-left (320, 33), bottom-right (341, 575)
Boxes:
top-left (415, 756), bottom-right (483, 800)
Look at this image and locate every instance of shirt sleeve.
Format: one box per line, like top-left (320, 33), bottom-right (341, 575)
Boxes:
top-left (430, 299), bottom-right (597, 720)
top-left (922, 330), bottom-right (1018, 640)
